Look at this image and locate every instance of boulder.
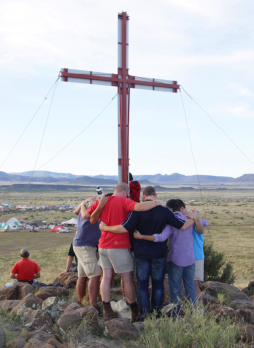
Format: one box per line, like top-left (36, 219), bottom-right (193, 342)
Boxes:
top-left (201, 293), bottom-right (219, 306)
top-left (15, 283), bottom-right (34, 300)
top-left (133, 322), bottom-right (145, 332)
top-left (232, 292), bottom-right (251, 302)
top-left (0, 300), bottom-right (20, 312)
top-left (231, 300), bottom-right (254, 311)
top-left (5, 337), bottom-right (26, 348)
top-left (238, 309), bottom-right (254, 325)
top-left (201, 281), bottom-right (240, 298)
top-left (20, 308), bottom-right (34, 323)
top-left (79, 343), bottom-right (108, 348)
top-left (26, 330), bottom-right (55, 343)
top-left (11, 294), bottom-right (43, 316)
top-left (42, 297), bottom-right (69, 322)
top-left (0, 285), bottom-right (19, 300)
top-left (36, 287), bottom-right (70, 301)
top-left (250, 296), bottom-right (254, 302)
top-left (63, 301), bottom-right (82, 313)
top-left (0, 283), bottom-right (34, 302)
top-left (240, 324), bottom-right (254, 344)
top-left (24, 309), bottom-right (53, 330)
top-left (57, 306), bottom-right (98, 331)
top-left (46, 339), bottom-right (67, 348)
top-left (40, 325), bottom-right (63, 344)
top-left (104, 318), bottom-right (139, 340)
top-left (241, 287), bottom-right (250, 295)
top-left (0, 328), bottom-right (5, 348)
top-left (214, 306), bottom-right (243, 323)
top-left (53, 272), bottom-right (78, 289)
top-left (24, 338), bottom-right (53, 347)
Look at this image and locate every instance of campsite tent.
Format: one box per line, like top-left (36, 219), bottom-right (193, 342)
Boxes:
top-left (0, 223), bottom-right (11, 230)
top-left (6, 217), bottom-right (19, 226)
top-left (29, 220), bottom-right (45, 226)
top-left (61, 218), bottom-right (77, 227)
top-left (51, 225), bottom-right (68, 233)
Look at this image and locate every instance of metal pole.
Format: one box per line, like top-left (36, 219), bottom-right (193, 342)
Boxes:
top-left (117, 12), bottom-right (129, 184)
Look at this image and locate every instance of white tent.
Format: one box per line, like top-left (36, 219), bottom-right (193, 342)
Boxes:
top-left (0, 223), bottom-right (11, 230)
top-left (6, 217), bottom-right (19, 225)
top-left (61, 218), bottom-right (77, 226)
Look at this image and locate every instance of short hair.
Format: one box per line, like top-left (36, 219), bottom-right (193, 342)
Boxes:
top-left (166, 199), bottom-right (185, 212)
top-left (115, 183), bottom-right (129, 195)
top-left (129, 172), bottom-right (133, 182)
top-left (143, 186), bottom-right (156, 197)
top-left (20, 248), bottom-right (29, 258)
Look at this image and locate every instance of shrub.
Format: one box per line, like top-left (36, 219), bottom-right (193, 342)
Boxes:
top-left (204, 243), bottom-right (235, 284)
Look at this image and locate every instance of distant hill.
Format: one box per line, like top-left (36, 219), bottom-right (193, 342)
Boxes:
top-left (72, 176), bottom-right (118, 185)
top-left (12, 170), bottom-right (80, 180)
top-left (234, 174), bottom-right (254, 182)
top-left (2, 170), bottom-right (254, 186)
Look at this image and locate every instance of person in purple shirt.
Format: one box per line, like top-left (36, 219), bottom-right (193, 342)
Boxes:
top-left (134, 199), bottom-right (207, 317)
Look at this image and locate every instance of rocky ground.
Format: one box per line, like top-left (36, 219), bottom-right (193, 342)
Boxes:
top-left (1, 272), bottom-right (254, 347)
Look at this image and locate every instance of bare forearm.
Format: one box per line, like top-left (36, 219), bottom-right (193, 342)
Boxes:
top-left (10, 273), bottom-right (17, 279)
top-left (194, 218), bottom-right (204, 234)
top-left (66, 256), bottom-right (74, 271)
top-left (134, 200), bottom-right (157, 212)
top-left (90, 207), bottom-right (103, 224)
top-left (81, 205), bottom-right (90, 220)
top-left (139, 234), bottom-right (156, 241)
top-left (180, 219), bottom-right (195, 230)
top-left (74, 204), bottom-right (81, 215)
top-left (34, 272), bottom-right (41, 279)
top-left (104, 224), bottom-right (128, 234)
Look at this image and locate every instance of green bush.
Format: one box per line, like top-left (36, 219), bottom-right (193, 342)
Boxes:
top-left (204, 243), bottom-right (235, 284)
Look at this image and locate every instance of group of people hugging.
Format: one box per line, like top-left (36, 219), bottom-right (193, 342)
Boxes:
top-left (70, 179), bottom-right (208, 321)
top-left (10, 177), bottom-right (208, 322)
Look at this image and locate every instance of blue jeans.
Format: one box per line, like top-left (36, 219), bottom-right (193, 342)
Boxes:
top-left (135, 257), bottom-right (166, 317)
top-left (168, 261), bottom-right (197, 317)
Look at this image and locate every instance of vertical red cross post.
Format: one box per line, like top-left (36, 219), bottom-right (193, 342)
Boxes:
top-left (60, 11), bottom-right (180, 184)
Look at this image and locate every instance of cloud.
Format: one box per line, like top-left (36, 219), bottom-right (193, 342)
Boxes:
top-left (229, 106), bottom-right (253, 118)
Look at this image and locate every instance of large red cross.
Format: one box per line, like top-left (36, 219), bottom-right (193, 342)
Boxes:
top-left (60, 11), bottom-right (180, 184)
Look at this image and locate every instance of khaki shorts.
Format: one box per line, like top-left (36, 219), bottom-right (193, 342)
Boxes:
top-left (73, 246), bottom-right (102, 279)
top-left (98, 248), bottom-right (133, 274)
top-left (194, 259), bottom-right (204, 281)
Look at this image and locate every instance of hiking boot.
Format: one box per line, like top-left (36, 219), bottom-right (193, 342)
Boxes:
top-left (130, 302), bottom-right (139, 322)
top-left (102, 302), bottom-right (118, 320)
top-left (93, 305), bottom-right (103, 317)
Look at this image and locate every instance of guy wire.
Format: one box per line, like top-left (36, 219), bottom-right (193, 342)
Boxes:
top-left (179, 87), bottom-right (211, 238)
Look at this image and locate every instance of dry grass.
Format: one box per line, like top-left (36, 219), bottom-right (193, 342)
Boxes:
top-left (1, 187), bottom-right (254, 289)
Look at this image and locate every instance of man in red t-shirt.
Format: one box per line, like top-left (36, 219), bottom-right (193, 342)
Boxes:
top-left (83, 182), bottom-right (165, 321)
top-left (10, 248), bottom-right (41, 285)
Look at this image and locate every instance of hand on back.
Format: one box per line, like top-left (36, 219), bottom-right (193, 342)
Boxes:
top-left (98, 195), bottom-right (108, 208)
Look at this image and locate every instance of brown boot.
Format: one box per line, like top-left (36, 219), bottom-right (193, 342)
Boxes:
top-left (130, 302), bottom-right (139, 322)
top-left (103, 302), bottom-right (118, 320)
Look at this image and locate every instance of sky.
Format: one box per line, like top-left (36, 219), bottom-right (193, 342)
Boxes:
top-left (0, 0), bottom-right (254, 178)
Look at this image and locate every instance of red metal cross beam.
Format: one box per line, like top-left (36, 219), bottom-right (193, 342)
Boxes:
top-left (60, 11), bottom-right (180, 184)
